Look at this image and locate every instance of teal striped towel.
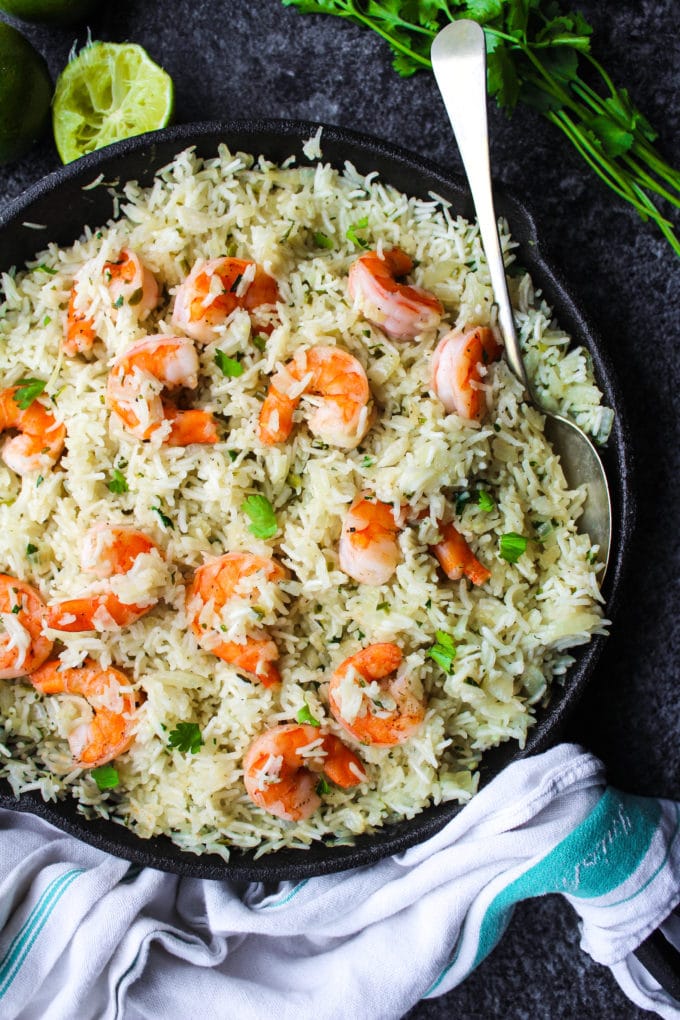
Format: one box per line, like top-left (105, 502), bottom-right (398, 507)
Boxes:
top-left (0, 744), bottom-right (678, 1019)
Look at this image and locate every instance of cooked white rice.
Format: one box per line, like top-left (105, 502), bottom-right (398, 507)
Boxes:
top-left (0, 138), bottom-right (610, 859)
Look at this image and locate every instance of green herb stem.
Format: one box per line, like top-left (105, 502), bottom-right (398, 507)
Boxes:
top-left (549, 108), bottom-right (674, 224)
top-left (630, 137), bottom-right (680, 193)
top-left (282, 1), bottom-right (680, 259)
top-left (582, 51), bottom-right (622, 104)
top-left (331, 1), bottom-right (433, 67)
top-left (628, 180), bottom-right (680, 254)
top-left (550, 110), bottom-right (680, 254)
top-left (620, 154), bottom-right (680, 211)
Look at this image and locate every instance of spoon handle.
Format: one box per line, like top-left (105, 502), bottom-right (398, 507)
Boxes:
top-left (431, 20), bottom-right (531, 393)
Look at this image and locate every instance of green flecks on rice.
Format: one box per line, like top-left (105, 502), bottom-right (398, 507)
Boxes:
top-left (0, 141), bottom-right (610, 858)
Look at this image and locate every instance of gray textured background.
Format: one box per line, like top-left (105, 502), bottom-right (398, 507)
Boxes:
top-left (1, 1), bottom-right (679, 1016)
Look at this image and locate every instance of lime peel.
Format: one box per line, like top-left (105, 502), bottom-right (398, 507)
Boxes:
top-left (52, 41), bottom-right (174, 164)
top-left (0, 0), bottom-right (98, 24)
top-left (0, 22), bottom-right (52, 165)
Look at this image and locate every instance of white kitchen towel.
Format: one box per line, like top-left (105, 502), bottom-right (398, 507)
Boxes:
top-left (0, 743), bottom-right (679, 1020)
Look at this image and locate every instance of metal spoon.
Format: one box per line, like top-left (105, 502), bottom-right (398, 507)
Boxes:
top-left (431, 19), bottom-right (612, 575)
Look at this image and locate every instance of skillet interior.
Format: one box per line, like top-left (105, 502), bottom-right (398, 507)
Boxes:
top-left (0, 120), bottom-right (634, 880)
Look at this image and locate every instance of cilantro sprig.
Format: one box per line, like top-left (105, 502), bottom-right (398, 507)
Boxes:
top-left (282, 0), bottom-right (680, 258)
top-left (167, 722), bottom-right (203, 755)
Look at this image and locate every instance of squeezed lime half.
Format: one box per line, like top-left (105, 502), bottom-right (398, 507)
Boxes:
top-left (52, 41), bottom-right (174, 164)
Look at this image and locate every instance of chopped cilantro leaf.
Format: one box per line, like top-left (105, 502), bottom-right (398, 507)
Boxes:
top-left (316, 777), bottom-right (331, 796)
top-left (457, 488), bottom-right (496, 515)
top-left (313, 231), bottom-right (333, 249)
top-left (215, 350), bottom-right (244, 377)
top-left (346, 217), bottom-right (370, 249)
top-left (167, 722), bottom-right (203, 754)
top-left (151, 505), bottom-right (173, 529)
top-left (428, 630), bottom-right (457, 673)
top-left (499, 532), bottom-right (528, 563)
top-left (13, 378), bottom-right (46, 410)
top-left (36, 263), bottom-right (57, 275)
top-left (242, 494), bottom-right (277, 539)
top-left (26, 543), bottom-right (38, 555)
top-left (91, 764), bottom-right (119, 790)
top-left (252, 334), bottom-right (267, 352)
top-left (113, 294), bottom-right (124, 308)
top-left (296, 704), bottom-right (321, 727)
top-left (107, 468), bottom-right (129, 494)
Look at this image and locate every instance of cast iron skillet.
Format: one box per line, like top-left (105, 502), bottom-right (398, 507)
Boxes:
top-left (0, 120), bottom-right (634, 881)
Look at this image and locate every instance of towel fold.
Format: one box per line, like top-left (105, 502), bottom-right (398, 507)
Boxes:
top-left (1, 743), bottom-right (679, 1019)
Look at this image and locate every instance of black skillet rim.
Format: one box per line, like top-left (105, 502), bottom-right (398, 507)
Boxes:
top-left (0, 119), bottom-right (635, 881)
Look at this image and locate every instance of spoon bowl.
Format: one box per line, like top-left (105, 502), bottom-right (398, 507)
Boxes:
top-left (431, 20), bottom-right (612, 575)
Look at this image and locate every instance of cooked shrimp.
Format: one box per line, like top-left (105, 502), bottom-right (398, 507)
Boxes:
top-left (243, 722), bottom-right (367, 821)
top-left (186, 552), bottom-right (287, 686)
top-left (430, 325), bottom-right (502, 421)
top-left (0, 386), bottom-right (65, 476)
top-left (106, 334), bottom-right (219, 445)
top-left (259, 345), bottom-right (371, 448)
top-left (30, 658), bottom-right (137, 767)
top-left (104, 249), bottom-right (159, 316)
top-left (65, 248), bottom-right (159, 356)
top-left (431, 521), bottom-right (491, 586)
top-left (328, 643), bottom-right (425, 747)
top-left (45, 524), bottom-right (163, 632)
top-left (347, 247), bottom-right (443, 341)
top-left (172, 257), bottom-right (279, 344)
top-left (339, 495), bottom-right (401, 586)
top-left (65, 285), bottom-right (96, 356)
top-left (0, 576), bottom-right (53, 680)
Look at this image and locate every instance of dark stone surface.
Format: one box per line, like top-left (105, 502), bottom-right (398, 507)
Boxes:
top-left (1, 1), bottom-right (678, 1016)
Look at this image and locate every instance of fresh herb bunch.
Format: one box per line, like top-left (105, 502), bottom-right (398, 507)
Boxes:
top-left (282, 0), bottom-right (680, 256)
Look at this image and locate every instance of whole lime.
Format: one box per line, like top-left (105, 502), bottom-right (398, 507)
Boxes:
top-left (0, 22), bottom-right (52, 164)
top-left (0, 0), bottom-right (97, 25)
